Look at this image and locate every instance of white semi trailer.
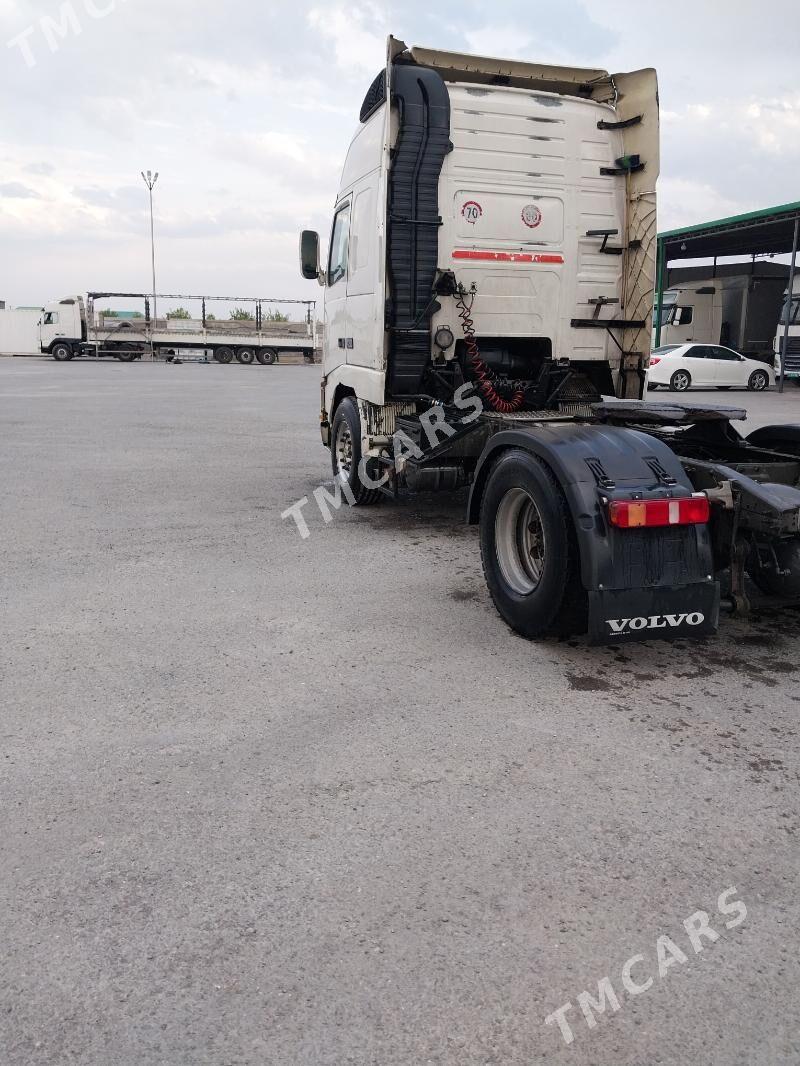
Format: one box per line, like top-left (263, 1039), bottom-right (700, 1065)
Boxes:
top-left (40, 292), bottom-right (318, 364)
top-left (300, 37), bottom-right (800, 643)
top-left (0, 306), bottom-right (43, 355)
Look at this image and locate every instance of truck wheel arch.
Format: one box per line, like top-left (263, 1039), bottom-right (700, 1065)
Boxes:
top-left (330, 384), bottom-right (356, 424)
top-left (467, 424), bottom-right (708, 593)
top-left (746, 424), bottom-right (800, 456)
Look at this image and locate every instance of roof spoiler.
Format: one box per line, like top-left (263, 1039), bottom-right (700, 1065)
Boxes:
top-left (388, 35), bottom-right (616, 102)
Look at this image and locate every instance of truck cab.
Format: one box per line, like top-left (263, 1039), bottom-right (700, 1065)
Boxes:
top-left (656, 285), bottom-right (719, 346)
top-left (301, 37), bottom-right (659, 457)
top-left (39, 297), bottom-right (86, 359)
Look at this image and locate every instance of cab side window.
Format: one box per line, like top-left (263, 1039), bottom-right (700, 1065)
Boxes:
top-left (327, 203), bottom-right (351, 287)
top-left (43, 311), bottom-right (58, 325)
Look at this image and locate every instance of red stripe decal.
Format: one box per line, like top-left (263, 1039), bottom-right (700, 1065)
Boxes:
top-left (452, 250), bottom-right (564, 264)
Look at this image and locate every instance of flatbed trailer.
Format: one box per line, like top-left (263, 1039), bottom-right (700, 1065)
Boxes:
top-left (40, 292), bottom-right (319, 364)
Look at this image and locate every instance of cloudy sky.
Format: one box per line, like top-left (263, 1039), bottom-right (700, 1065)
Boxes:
top-left (1, 0), bottom-right (798, 312)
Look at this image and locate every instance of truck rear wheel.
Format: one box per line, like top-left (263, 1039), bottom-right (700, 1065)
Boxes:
top-left (236, 347), bottom-right (255, 365)
top-left (52, 343), bottom-right (73, 361)
top-left (256, 348), bottom-right (277, 365)
top-left (214, 346), bottom-right (233, 364)
top-left (479, 449), bottom-right (586, 638)
top-left (330, 397), bottom-right (382, 506)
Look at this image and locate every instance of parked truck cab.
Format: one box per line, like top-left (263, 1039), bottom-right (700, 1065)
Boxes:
top-left (40, 297), bottom-right (87, 359)
top-left (300, 37), bottom-right (800, 644)
top-left (303, 38), bottom-right (658, 430)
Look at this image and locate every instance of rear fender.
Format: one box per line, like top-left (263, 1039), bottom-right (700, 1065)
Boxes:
top-left (467, 423), bottom-right (716, 593)
top-left (746, 424), bottom-right (800, 456)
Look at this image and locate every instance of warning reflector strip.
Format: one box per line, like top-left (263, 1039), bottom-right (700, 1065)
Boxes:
top-left (452, 250), bottom-right (564, 264)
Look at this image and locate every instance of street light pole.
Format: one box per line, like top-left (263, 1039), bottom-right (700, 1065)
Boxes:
top-left (141, 170), bottom-right (159, 344)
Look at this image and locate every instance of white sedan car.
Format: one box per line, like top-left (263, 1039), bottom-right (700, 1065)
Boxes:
top-left (647, 343), bottom-right (774, 392)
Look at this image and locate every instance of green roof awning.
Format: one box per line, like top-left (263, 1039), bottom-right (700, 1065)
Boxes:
top-left (659, 200), bottom-right (800, 261)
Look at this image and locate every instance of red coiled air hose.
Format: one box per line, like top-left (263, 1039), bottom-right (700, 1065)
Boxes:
top-left (454, 288), bottom-right (525, 413)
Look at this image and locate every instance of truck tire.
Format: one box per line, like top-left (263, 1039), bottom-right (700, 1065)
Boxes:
top-left (52, 342), bottom-right (73, 361)
top-left (669, 369), bottom-right (691, 392)
top-left (479, 449), bottom-right (586, 638)
top-left (256, 348), bottom-right (278, 365)
top-left (236, 347), bottom-right (256, 365)
top-left (214, 346), bottom-right (233, 364)
top-left (748, 369), bottom-right (769, 391)
top-left (116, 350), bottom-right (137, 362)
top-left (330, 397), bottom-right (382, 506)
top-left (747, 537), bottom-right (800, 598)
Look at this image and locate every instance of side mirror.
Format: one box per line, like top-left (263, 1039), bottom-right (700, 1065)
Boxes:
top-left (300, 230), bottom-right (322, 282)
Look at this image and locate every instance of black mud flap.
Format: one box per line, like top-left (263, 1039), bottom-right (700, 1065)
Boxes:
top-left (588, 582), bottom-right (720, 645)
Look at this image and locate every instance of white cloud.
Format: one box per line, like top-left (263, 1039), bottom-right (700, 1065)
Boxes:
top-left (0, 0), bottom-right (799, 307)
top-left (657, 178), bottom-right (745, 232)
top-left (0, 181), bottom-right (41, 199)
top-left (307, 3), bottom-right (386, 75)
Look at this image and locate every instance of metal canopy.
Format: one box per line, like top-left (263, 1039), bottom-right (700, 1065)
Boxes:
top-left (654, 201), bottom-right (800, 390)
top-left (659, 200), bottom-right (800, 261)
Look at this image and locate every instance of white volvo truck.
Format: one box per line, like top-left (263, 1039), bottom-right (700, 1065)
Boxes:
top-left (300, 37), bottom-right (800, 644)
top-left (775, 276), bottom-right (800, 383)
top-left (40, 292), bottom-right (317, 364)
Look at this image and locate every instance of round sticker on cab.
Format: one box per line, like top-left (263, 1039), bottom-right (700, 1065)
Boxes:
top-left (521, 204), bottom-right (543, 228)
top-left (461, 200), bottom-right (482, 225)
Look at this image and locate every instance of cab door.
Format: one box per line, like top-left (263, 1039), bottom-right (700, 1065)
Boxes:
top-left (324, 200), bottom-right (351, 374)
top-left (346, 178), bottom-right (380, 370)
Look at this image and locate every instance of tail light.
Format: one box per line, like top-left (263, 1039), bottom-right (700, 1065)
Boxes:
top-left (649, 357), bottom-right (661, 366)
top-left (608, 494), bottom-right (710, 529)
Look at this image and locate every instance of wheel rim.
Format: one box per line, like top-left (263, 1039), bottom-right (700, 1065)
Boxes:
top-left (335, 422), bottom-right (354, 479)
top-left (674, 372), bottom-right (690, 391)
top-left (494, 487), bottom-right (546, 595)
top-left (752, 372), bottom-right (767, 391)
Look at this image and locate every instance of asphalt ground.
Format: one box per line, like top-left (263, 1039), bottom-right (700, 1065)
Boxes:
top-left (1, 359), bottom-right (799, 1065)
